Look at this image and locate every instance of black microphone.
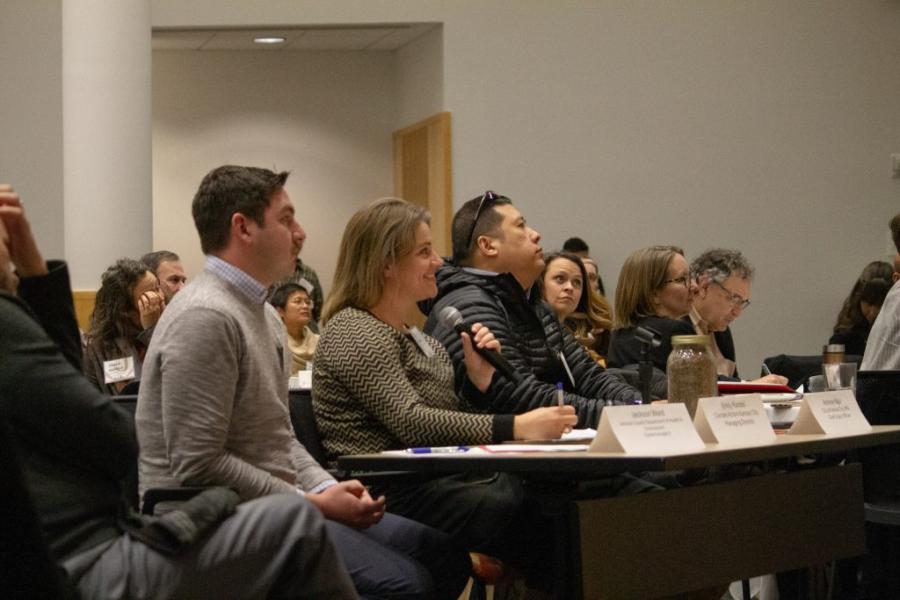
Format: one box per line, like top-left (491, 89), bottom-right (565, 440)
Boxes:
top-left (437, 306), bottom-right (522, 384)
top-left (634, 326), bottom-right (662, 405)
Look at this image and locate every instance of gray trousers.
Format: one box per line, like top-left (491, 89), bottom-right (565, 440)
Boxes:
top-left (65, 494), bottom-right (356, 599)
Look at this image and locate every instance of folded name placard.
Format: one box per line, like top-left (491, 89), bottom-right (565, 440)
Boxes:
top-left (693, 394), bottom-right (776, 445)
top-left (787, 390), bottom-right (872, 436)
top-left (589, 404), bottom-right (705, 454)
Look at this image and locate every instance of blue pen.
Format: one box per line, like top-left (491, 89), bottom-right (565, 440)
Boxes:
top-left (556, 381), bottom-right (565, 407)
top-left (406, 446), bottom-right (469, 454)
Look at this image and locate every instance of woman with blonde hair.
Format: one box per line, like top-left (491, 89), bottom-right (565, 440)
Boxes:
top-left (315, 197), bottom-right (575, 592)
top-left (607, 245), bottom-right (696, 371)
top-left (538, 251), bottom-right (614, 365)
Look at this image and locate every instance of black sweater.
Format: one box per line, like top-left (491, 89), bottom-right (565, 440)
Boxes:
top-left (422, 265), bottom-right (641, 428)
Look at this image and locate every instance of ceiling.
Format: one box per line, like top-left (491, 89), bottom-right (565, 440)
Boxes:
top-left (152, 23), bottom-right (438, 51)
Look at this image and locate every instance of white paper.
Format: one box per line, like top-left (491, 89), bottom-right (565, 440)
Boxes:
top-left (787, 390), bottom-right (872, 436)
top-left (589, 404), bottom-right (705, 455)
top-left (560, 428), bottom-right (597, 442)
top-left (693, 394), bottom-right (776, 445)
top-left (480, 444), bottom-right (590, 453)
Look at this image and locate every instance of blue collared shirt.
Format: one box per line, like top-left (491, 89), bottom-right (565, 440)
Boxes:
top-left (204, 255), bottom-right (269, 304)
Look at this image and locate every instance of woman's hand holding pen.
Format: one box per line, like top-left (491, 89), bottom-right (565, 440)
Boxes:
top-left (513, 406), bottom-right (577, 440)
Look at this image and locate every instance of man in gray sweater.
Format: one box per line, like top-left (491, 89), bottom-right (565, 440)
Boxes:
top-left (136, 165), bottom-right (469, 599)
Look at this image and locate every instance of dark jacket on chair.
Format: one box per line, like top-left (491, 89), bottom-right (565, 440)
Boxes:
top-left (422, 265), bottom-right (641, 429)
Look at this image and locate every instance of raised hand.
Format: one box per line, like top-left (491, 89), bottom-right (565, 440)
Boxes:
top-left (137, 290), bottom-right (166, 329)
top-left (0, 184), bottom-right (47, 278)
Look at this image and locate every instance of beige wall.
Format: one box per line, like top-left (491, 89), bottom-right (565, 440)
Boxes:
top-left (151, 1), bottom-right (900, 376)
top-left (152, 50), bottom-right (397, 293)
top-left (395, 25), bottom-right (443, 129)
top-left (4, 1), bottom-right (899, 377)
top-left (0, 0), bottom-right (63, 258)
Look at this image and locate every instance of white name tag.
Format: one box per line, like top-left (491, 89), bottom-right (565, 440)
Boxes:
top-left (693, 394), bottom-right (776, 445)
top-left (589, 403), bottom-right (705, 455)
top-left (289, 370), bottom-right (313, 391)
top-left (407, 326), bottom-right (435, 358)
top-left (298, 277), bottom-right (314, 294)
top-left (788, 390), bottom-right (872, 436)
top-left (103, 356), bottom-right (135, 384)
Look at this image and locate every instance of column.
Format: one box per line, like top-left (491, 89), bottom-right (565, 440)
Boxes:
top-left (63, 0), bottom-right (151, 288)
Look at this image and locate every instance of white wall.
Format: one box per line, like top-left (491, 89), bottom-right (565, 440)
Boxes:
top-left (440, 1), bottom-right (900, 377)
top-left (152, 1), bottom-right (900, 377)
top-left (4, 1), bottom-right (897, 377)
top-left (395, 25), bottom-right (443, 128)
top-left (0, 0), bottom-right (64, 258)
top-left (152, 50), bottom-right (397, 291)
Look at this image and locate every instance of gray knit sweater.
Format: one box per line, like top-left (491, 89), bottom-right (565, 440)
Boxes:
top-left (137, 271), bottom-right (332, 501)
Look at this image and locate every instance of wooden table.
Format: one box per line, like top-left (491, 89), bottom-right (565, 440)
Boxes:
top-left (339, 426), bottom-right (900, 599)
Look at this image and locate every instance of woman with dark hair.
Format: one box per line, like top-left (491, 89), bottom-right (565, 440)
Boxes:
top-left (538, 252), bottom-right (614, 366)
top-left (830, 261), bottom-right (893, 356)
top-left (269, 282), bottom-right (318, 374)
top-left (83, 258), bottom-right (163, 394)
top-left (313, 197), bottom-right (576, 592)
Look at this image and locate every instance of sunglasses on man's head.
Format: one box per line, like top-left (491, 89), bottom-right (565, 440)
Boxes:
top-left (464, 190), bottom-right (508, 250)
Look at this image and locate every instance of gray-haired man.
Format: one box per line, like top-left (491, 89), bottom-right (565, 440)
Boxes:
top-left (688, 248), bottom-right (787, 384)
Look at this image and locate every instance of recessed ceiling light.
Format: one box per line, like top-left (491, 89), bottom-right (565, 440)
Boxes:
top-left (253, 36), bottom-right (285, 45)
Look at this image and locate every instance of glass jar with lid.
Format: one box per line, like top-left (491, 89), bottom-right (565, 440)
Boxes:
top-left (822, 343), bottom-right (845, 365)
top-left (666, 335), bottom-right (717, 417)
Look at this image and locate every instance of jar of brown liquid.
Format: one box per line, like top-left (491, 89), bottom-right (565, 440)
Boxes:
top-left (667, 335), bottom-right (717, 417)
top-left (823, 343), bottom-right (845, 365)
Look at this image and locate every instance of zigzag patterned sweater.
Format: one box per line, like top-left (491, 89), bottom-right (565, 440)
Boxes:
top-left (313, 307), bottom-right (514, 459)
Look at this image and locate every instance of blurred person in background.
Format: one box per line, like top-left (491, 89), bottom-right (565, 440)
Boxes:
top-left (141, 250), bottom-right (187, 304)
top-left (83, 258), bottom-right (163, 394)
top-left (830, 260), bottom-right (893, 357)
top-left (270, 282), bottom-right (319, 374)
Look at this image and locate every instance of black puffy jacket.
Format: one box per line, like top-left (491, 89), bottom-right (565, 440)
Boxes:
top-left (421, 265), bottom-right (642, 428)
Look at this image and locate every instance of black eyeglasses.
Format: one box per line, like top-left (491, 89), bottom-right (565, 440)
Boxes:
top-left (712, 279), bottom-right (751, 310)
top-left (661, 273), bottom-right (691, 288)
top-left (464, 190), bottom-right (505, 251)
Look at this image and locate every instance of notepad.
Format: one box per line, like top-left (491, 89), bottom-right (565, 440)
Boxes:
top-left (718, 381), bottom-right (797, 395)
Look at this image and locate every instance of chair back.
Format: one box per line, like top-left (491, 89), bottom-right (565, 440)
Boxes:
top-left (288, 390), bottom-right (329, 466)
top-left (856, 370), bottom-right (900, 501)
top-left (111, 395), bottom-right (139, 510)
top-left (119, 380), bottom-right (141, 395)
top-left (763, 353), bottom-right (863, 389)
